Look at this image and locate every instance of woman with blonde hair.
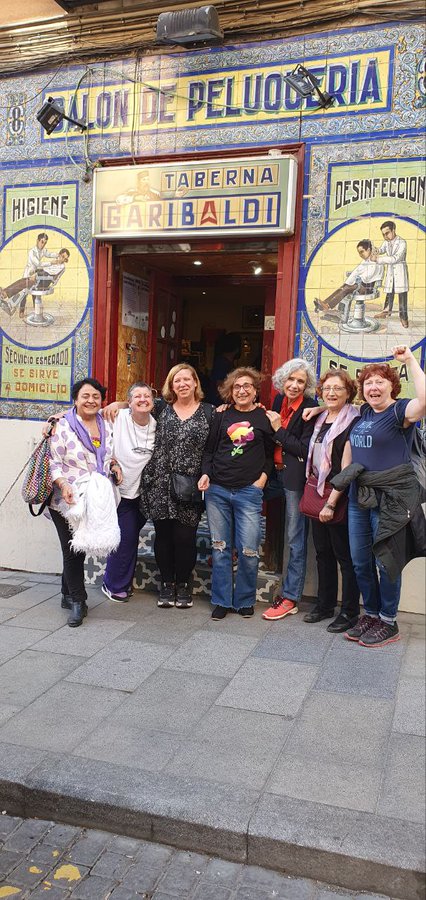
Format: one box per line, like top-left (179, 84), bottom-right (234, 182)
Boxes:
top-left (140, 363), bottom-right (214, 609)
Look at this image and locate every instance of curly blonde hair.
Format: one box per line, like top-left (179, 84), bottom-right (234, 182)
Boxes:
top-left (162, 363), bottom-right (204, 404)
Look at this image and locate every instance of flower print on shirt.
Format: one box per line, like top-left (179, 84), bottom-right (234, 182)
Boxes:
top-left (227, 421), bottom-right (255, 457)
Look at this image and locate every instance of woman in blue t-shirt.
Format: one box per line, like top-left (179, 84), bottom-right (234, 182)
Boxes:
top-left (342, 345), bottom-right (425, 647)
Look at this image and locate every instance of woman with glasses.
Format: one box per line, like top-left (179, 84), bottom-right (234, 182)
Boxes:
top-left (102, 382), bottom-right (156, 602)
top-left (262, 358), bottom-right (317, 622)
top-left (198, 367), bottom-right (274, 619)
top-left (302, 369), bottom-right (360, 632)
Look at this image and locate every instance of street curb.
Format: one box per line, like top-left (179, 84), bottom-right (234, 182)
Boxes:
top-left (0, 752), bottom-right (424, 900)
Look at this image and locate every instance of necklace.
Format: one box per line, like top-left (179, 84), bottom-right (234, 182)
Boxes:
top-left (131, 414), bottom-right (152, 455)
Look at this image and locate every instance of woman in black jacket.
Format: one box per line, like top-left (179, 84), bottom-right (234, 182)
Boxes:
top-left (263, 358), bottom-right (317, 621)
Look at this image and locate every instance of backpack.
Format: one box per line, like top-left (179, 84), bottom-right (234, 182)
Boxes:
top-left (394, 404), bottom-right (426, 494)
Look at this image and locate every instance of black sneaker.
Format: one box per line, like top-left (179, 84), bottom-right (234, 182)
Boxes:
top-left (212, 605), bottom-right (227, 620)
top-left (238, 606), bottom-right (254, 617)
top-left (175, 583), bottom-right (193, 609)
top-left (158, 583), bottom-right (175, 608)
top-left (327, 613), bottom-right (359, 633)
top-left (345, 614), bottom-right (380, 642)
top-left (359, 620), bottom-right (400, 648)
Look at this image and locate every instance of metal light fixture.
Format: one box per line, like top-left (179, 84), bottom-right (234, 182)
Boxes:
top-left (156, 5), bottom-right (223, 47)
top-left (283, 65), bottom-right (335, 110)
top-left (250, 261), bottom-right (263, 276)
top-left (36, 96), bottom-right (87, 135)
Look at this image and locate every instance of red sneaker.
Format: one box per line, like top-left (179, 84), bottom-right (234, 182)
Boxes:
top-left (262, 597), bottom-right (298, 621)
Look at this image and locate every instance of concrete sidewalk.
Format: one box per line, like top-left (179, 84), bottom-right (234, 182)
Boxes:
top-left (0, 569), bottom-right (424, 900)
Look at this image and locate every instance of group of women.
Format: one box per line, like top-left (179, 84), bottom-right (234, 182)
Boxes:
top-left (47, 344), bottom-right (425, 648)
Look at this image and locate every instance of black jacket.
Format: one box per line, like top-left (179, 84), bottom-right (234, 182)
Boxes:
top-left (332, 463), bottom-right (426, 582)
top-left (272, 394), bottom-right (317, 491)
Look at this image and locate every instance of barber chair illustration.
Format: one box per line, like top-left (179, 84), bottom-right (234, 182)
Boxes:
top-left (322, 274), bottom-right (380, 334)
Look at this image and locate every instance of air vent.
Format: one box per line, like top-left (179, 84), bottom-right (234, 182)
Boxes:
top-left (156, 5), bottom-right (223, 46)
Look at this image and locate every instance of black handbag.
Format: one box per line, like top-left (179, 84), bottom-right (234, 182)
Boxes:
top-left (164, 402), bottom-right (214, 505)
top-left (170, 473), bottom-right (203, 504)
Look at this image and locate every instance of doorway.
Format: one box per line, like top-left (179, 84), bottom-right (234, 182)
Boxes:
top-left (111, 239), bottom-right (278, 402)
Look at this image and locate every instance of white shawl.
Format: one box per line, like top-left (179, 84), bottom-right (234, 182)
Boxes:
top-left (60, 472), bottom-right (120, 557)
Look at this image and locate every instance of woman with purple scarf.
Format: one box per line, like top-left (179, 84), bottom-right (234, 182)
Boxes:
top-left (302, 369), bottom-right (360, 633)
top-left (48, 378), bottom-right (122, 627)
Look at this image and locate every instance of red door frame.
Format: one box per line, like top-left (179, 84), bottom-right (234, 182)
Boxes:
top-left (92, 143), bottom-right (305, 400)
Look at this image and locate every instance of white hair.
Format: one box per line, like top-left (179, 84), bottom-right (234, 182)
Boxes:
top-left (272, 358), bottom-right (316, 397)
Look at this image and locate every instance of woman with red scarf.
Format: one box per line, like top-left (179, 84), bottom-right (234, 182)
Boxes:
top-left (263, 358), bottom-right (317, 621)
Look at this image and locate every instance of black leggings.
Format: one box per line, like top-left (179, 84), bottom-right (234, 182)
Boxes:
top-left (50, 507), bottom-right (87, 604)
top-left (153, 518), bottom-right (198, 584)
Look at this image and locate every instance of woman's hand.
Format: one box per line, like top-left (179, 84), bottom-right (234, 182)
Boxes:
top-left (215, 404), bottom-right (229, 413)
top-left (319, 503), bottom-right (335, 523)
top-left (59, 480), bottom-right (74, 505)
top-left (42, 415), bottom-right (61, 438)
top-left (265, 410), bottom-right (281, 432)
top-left (110, 462), bottom-right (123, 485)
top-left (198, 474), bottom-right (210, 491)
top-left (102, 401), bottom-right (122, 422)
top-left (302, 406), bottom-right (322, 422)
top-left (392, 345), bottom-right (413, 364)
top-left (252, 474), bottom-right (267, 490)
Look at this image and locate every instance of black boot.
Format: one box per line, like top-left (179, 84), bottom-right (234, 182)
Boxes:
top-left (67, 600), bottom-right (86, 627)
top-left (61, 594), bottom-right (72, 610)
top-left (157, 582), bottom-right (175, 608)
top-left (175, 583), bottom-right (193, 609)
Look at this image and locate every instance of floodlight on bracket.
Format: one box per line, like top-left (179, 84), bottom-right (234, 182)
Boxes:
top-left (283, 65), bottom-right (335, 110)
top-left (36, 96), bottom-right (87, 135)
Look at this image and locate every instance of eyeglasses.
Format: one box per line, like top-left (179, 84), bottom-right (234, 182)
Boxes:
top-left (322, 386), bottom-right (346, 393)
top-left (233, 383), bottom-right (254, 393)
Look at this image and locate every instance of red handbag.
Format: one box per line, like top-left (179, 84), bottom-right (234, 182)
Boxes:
top-left (299, 474), bottom-right (348, 524)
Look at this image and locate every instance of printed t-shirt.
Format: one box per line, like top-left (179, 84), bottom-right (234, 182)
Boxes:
top-left (349, 398), bottom-right (414, 472)
top-left (205, 407), bottom-right (274, 490)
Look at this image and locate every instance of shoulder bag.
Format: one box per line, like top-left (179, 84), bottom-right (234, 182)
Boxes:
top-left (21, 429), bottom-right (54, 516)
top-left (167, 402), bottom-right (214, 504)
top-left (299, 473), bottom-right (348, 524)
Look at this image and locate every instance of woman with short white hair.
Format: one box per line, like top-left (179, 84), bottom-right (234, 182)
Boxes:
top-left (263, 358), bottom-right (317, 622)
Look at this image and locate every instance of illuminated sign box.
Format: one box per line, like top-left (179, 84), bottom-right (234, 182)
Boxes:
top-left (93, 156), bottom-right (297, 239)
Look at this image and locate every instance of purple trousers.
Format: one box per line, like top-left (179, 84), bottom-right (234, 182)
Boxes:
top-left (104, 496), bottom-right (146, 594)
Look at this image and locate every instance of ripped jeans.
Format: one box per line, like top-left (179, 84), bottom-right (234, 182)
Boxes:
top-left (205, 482), bottom-right (263, 609)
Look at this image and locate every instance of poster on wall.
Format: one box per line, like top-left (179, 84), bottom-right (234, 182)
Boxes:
top-left (0, 182), bottom-right (91, 418)
top-left (122, 272), bottom-right (149, 331)
top-left (300, 156), bottom-right (425, 391)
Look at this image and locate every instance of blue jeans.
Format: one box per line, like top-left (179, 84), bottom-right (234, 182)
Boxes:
top-left (205, 483), bottom-right (263, 609)
top-left (278, 481), bottom-right (308, 603)
top-left (348, 502), bottom-right (401, 623)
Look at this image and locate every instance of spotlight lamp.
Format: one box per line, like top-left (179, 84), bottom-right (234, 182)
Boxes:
top-left (283, 65), bottom-right (335, 110)
top-left (36, 96), bottom-right (87, 135)
top-left (250, 261), bottom-right (263, 276)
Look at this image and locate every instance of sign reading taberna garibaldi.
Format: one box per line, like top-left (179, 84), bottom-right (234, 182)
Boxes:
top-left (92, 156), bottom-right (298, 240)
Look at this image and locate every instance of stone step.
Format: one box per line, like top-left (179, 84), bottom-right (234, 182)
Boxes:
top-left (85, 515), bottom-right (280, 603)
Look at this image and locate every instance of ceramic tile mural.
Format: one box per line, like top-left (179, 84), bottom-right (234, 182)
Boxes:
top-left (0, 21), bottom-right (424, 418)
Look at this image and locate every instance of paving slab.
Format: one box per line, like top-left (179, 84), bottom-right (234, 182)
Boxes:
top-left (0, 681), bottom-right (127, 752)
top-left (167, 706), bottom-right (292, 789)
top-left (33, 619), bottom-right (136, 658)
top-left (0, 649), bottom-right (85, 708)
top-left (314, 638), bottom-right (404, 699)
top-left (0, 575), bottom-right (424, 899)
top-left (0, 624), bottom-right (51, 664)
top-left (65, 639), bottom-right (175, 691)
top-left (376, 733), bottom-right (426, 824)
top-left (163, 630), bottom-right (260, 677)
top-left (215, 657), bottom-right (317, 716)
